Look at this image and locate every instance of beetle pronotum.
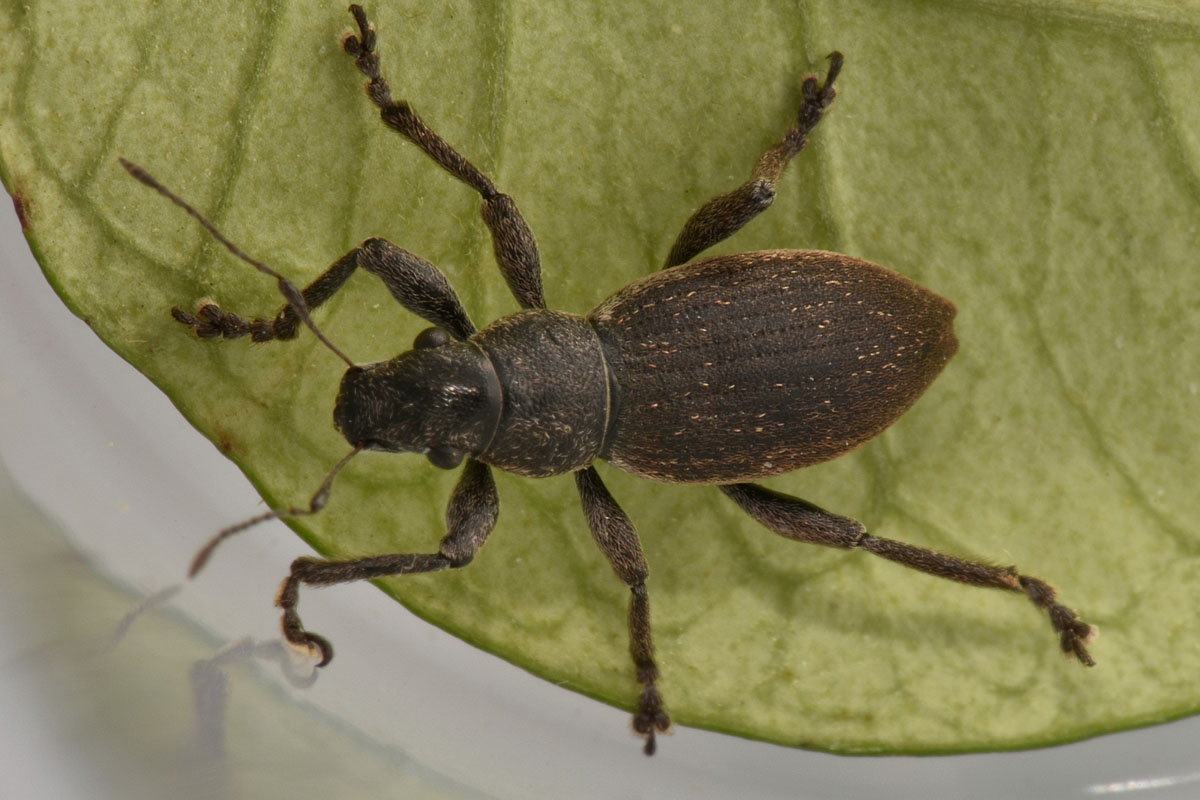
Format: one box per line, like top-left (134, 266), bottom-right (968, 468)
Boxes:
top-left (122, 4), bottom-right (1094, 755)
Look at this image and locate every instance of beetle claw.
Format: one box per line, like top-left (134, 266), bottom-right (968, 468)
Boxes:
top-left (281, 617), bottom-right (335, 668)
top-left (632, 686), bottom-right (671, 756)
top-left (802, 51), bottom-right (842, 109)
top-left (344, 4), bottom-right (375, 55)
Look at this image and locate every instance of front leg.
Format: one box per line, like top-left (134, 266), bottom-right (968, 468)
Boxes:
top-left (175, 238), bottom-right (478, 344)
top-left (721, 483), bottom-right (1096, 666)
top-left (278, 458), bottom-right (498, 665)
top-left (575, 467), bottom-right (671, 755)
top-left (172, 246), bottom-right (362, 342)
top-left (122, 159), bottom-right (481, 345)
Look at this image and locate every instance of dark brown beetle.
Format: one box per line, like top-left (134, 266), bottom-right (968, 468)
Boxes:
top-left (123, 4), bottom-right (1094, 756)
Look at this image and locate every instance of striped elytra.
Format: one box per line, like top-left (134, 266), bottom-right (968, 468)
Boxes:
top-left (589, 249), bottom-right (957, 483)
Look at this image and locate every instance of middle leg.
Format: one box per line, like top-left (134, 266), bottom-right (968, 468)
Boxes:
top-left (575, 466), bottom-right (671, 755)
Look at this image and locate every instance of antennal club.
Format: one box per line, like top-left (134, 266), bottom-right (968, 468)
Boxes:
top-left (189, 445), bottom-right (364, 577)
top-left (119, 158), bottom-right (356, 368)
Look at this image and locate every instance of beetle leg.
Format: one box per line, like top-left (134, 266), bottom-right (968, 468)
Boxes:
top-left (664, 52), bottom-right (844, 269)
top-left (171, 243), bottom-right (369, 343)
top-left (720, 483), bottom-right (1096, 667)
top-left (275, 458), bottom-right (498, 665)
top-left (575, 466), bottom-right (671, 756)
top-left (174, 238), bottom-right (477, 343)
top-left (351, 239), bottom-right (477, 340)
top-left (172, 247), bottom-right (358, 343)
top-left (343, 5), bottom-right (545, 311)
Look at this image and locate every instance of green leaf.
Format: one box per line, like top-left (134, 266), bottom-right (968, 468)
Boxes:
top-left (2, 0), bottom-right (1198, 753)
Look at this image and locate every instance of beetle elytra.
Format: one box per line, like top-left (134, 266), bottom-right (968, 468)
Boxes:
top-left (122, 4), bottom-right (1094, 756)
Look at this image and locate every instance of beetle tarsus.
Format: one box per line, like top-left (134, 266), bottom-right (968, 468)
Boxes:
top-left (172, 303), bottom-right (277, 341)
top-left (1019, 576), bottom-right (1096, 667)
top-left (633, 684), bottom-right (671, 756)
top-left (277, 573), bottom-right (336, 667)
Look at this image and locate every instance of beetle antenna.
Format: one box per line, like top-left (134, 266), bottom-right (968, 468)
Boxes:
top-left (188, 445), bottom-right (363, 577)
top-left (119, 158), bottom-right (357, 369)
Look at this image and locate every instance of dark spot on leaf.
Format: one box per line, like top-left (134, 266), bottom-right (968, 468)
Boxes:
top-left (11, 189), bottom-right (30, 230)
top-left (212, 426), bottom-right (241, 457)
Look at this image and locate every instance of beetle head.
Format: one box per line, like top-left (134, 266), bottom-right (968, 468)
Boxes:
top-left (333, 336), bottom-right (501, 469)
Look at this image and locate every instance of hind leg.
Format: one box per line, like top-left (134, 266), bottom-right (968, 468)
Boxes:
top-left (720, 482), bottom-right (1095, 665)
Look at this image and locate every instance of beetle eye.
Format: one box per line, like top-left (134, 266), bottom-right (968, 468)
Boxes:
top-left (413, 327), bottom-right (452, 349)
top-left (426, 445), bottom-right (465, 469)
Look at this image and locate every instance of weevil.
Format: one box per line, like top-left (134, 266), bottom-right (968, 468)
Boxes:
top-left (122, 4), bottom-right (1095, 755)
